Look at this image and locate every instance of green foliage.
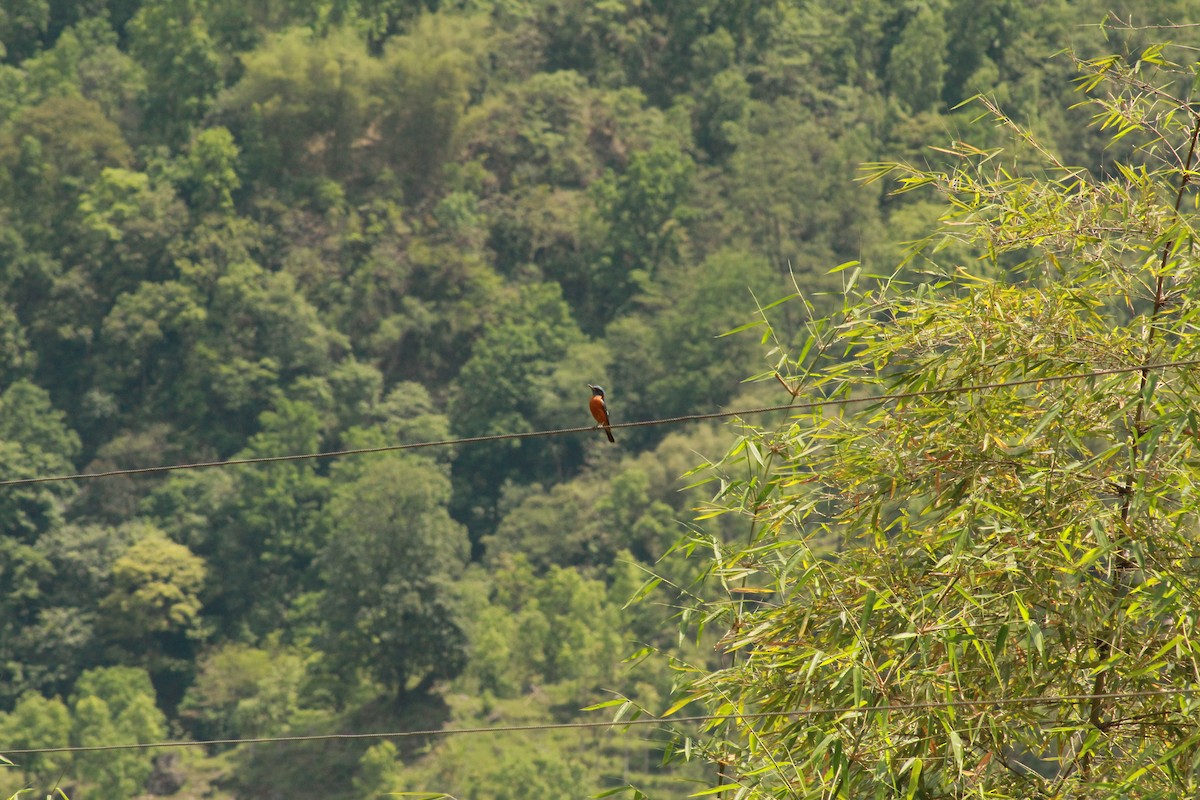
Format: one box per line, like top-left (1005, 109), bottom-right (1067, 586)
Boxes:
top-left (144, 396), bottom-right (329, 635)
top-left (693, 65), bottom-right (750, 161)
top-left (68, 425), bottom-right (184, 523)
top-left (607, 250), bottom-right (789, 442)
top-left (77, 166), bottom-right (188, 304)
top-left (485, 464), bottom-right (675, 572)
top-left (127, 0), bottom-right (223, 144)
top-left (394, 682), bottom-right (699, 800)
top-left (177, 126), bottom-right (241, 214)
top-left (0, 522), bottom-right (157, 700)
top-left (534, 565), bottom-right (624, 687)
top-left (317, 454), bottom-right (470, 699)
top-left (448, 281), bottom-right (588, 531)
top-left (886, 4), bottom-right (948, 113)
top-left (0, 677), bottom-right (181, 799)
top-left (374, 14), bottom-right (486, 201)
top-left (0, 380), bottom-right (79, 539)
top-left (0, 0), bottom-right (49, 64)
top-left (671, 42), bottom-right (1200, 798)
top-left (95, 241), bottom-right (346, 452)
top-left (0, 380), bottom-right (80, 465)
top-left (71, 696), bottom-right (151, 800)
top-left (216, 26), bottom-right (380, 183)
top-left (589, 140), bottom-right (694, 324)
top-left (0, 95), bottom-right (131, 249)
top-left (369, 380), bottom-right (452, 448)
top-left (212, 13), bottom-right (486, 197)
top-left (0, 534), bottom-right (53, 700)
top-left (486, 480), bottom-right (595, 570)
top-left (461, 556), bottom-right (625, 698)
top-left (3, 4), bottom-right (1198, 800)
top-left (335, 204), bottom-right (500, 387)
top-left (98, 528), bottom-right (205, 640)
top-left (717, 96), bottom-right (882, 273)
top-left (459, 745), bottom-right (588, 800)
top-left (352, 740), bottom-right (399, 798)
top-left (19, 15), bottom-right (144, 127)
top-left (463, 70), bottom-right (651, 192)
top-left (0, 691), bottom-right (70, 786)
top-left (179, 641), bottom-right (305, 740)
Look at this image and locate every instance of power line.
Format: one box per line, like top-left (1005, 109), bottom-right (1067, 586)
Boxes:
top-left (2, 358), bottom-right (1198, 489)
top-left (4, 687), bottom-right (1198, 756)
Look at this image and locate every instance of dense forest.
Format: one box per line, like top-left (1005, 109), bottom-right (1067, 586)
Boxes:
top-left (1, 1), bottom-right (1198, 798)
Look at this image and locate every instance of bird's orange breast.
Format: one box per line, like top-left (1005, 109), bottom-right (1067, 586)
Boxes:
top-left (589, 395), bottom-right (609, 424)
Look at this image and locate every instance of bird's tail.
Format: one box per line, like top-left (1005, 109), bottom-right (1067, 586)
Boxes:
top-left (605, 426), bottom-right (615, 443)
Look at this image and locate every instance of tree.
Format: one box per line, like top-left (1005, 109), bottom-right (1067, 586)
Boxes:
top-left (0, 691), bottom-right (70, 788)
top-left (589, 140), bottom-right (694, 324)
top-left (176, 126), bottom-right (241, 215)
top-left (693, 66), bottom-right (750, 161)
top-left (0, 0), bottom-right (49, 64)
top-left (0, 299), bottom-right (33, 387)
top-left (886, 4), bottom-right (948, 113)
top-left (127, 0), bottom-right (223, 144)
top-left (95, 532), bottom-right (206, 705)
top-left (179, 641), bottom-right (305, 741)
top-left (93, 235), bottom-right (346, 453)
top-left (92, 278), bottom-right (208, 435)
top-left (0, 380), bottom-right (79, 541)
top-left (374, 14), bottom-right (485, 201)
top-left (462, 69), bottom-right (671, 194)
top-left (0, 96), bottom-right (137, 413)
top-left (215, 26), bottom-right (380, 183)
top-left (535, 565), bottom-right (623, 688)
top-left (348, 221), bottom-right (500, 388)
top-left (0, 533), bottom-right (54, 703)
top-left (466, 555), bottom-right (627, 696)
top-left (460, 747), bottom-right (588, 800)
top-left (665, 43), bottom-right (1200, 798)
top-left (316, 454), bottom-right (470, 699)
top-left (141, 397), bottom-right (328, 637)
top-left (70, 666), bottom-right (166, 800)
top-left (942, 0), bottom-right (1027, 106)
top-left (99, 528), bottom-right (206, 642)
top-left (77, 166), bottom-right (189, 301)
top-left (0, 95), bottom-right (132, 252)
top-left (448, 281), bottom-right (588, 533)
top-left (353, 740), bottom-right (400, 799)
top-left (716, 96), bottom-right (882, 276)
top-left (484, 464), bottom-right (676, 572)
top-left (605, 249), bottom-right (790, 446)
top-left (486, 481), bottom-right (596, 571)
top-left (12, 522), bottom-right (149, 696)
top-left (18, 15), bottom-right (145, 128)
top-left (69, 424), bottom-right (187, 523)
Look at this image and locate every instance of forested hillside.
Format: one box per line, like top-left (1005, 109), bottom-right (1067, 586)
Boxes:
top-left (0, 1), bottom-right (1192, 798)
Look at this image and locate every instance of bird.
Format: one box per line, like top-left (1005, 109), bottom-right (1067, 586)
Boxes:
top-left (587, 384), bottom-right (615, 443)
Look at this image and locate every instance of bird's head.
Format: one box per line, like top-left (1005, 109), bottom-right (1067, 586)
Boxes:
top-left (587, 384), bottom-right (606, 398)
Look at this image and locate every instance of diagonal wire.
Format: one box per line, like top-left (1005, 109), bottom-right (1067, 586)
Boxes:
top-left (1, 358), bottom-right (1198, 489)
top-left (3, 687), bottom-right (1198, 756)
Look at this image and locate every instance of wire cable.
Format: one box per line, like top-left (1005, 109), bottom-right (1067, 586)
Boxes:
top-left (4, 687), bottom-right (1198, 756)
top-left (2, 358), bottom-right (1198, 489)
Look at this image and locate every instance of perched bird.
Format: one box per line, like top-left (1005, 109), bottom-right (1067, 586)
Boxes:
top-left (587, 384), bottom-right (615, 443)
